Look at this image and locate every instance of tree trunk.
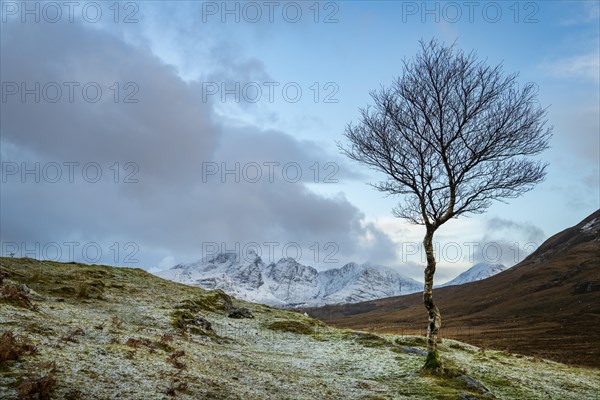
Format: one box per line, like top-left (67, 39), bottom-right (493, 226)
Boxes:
top-left (423, 229), bottom-right (442, 369)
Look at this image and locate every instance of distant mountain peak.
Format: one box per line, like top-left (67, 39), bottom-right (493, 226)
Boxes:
top-left (158, 253), bottom-right (512, 307)
top-left (439, 262), bottom-right (508, 287)
top-left (206, 252), bottom-right (238, 264)
top-left (157, 253), bottom-right (423, 307)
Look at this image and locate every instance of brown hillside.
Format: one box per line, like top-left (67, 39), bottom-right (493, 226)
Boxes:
top-left (306, 210), bottom-right (600, 368)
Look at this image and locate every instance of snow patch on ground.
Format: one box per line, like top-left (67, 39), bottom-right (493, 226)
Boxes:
top-left (580, 218), bottom-right (599, 234)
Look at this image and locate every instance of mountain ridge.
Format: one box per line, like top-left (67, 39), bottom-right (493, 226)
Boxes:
top-left (157, 253), bottom-right (511, 307)
top-left (157, 254), bottom-right (424, 307)
top-left (438, 262), bottom-right (508, 287)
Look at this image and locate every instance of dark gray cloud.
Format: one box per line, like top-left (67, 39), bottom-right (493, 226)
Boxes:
top-left (0, 19), bottom-right (393, 269)
top-left (1, 20), bottom-right (219, 184)
top-left (485, 217), bottom-right (546, 244)
top-left (471, 217), bottom-right (546, 266)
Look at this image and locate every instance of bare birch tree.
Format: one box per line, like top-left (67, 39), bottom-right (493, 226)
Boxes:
top-left (339, 39), bottom-right (552, 370)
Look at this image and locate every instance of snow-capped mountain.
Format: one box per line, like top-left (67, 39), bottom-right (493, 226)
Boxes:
top-left (439, 262), bottom-right (508, 287)
top-left (156, 252), bottom-right (423, 307)
top-left (317, 262), bottom-right (423, 305)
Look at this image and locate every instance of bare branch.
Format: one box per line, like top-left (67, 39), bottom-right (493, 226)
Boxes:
top-left (339, 39), bottom-right (552, 229)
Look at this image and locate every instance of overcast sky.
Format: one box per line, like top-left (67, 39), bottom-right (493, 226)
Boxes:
top-left (1, 1), bottom-right (598, 283)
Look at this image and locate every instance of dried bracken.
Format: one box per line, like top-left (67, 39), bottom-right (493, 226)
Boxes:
top-left (1, 284), bottom-right (37, 310)
top-left (60, 328), bottom-right (85, 344)
top-left (168, 350), bottom-right (187, 370)
top-left (17, 362), bottom-right (57, 400)
top-left (0, 331), bottom-right (38, 366)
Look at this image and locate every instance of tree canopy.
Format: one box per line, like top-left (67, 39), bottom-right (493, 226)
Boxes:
top-left (341, 40), bottom-right (552, 230)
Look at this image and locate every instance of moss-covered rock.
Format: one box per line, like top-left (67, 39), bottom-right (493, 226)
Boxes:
top-left (267, 320), bottom-right (316, 335)
top-left (177, 290), bottom-right (233, 314)
top-left (228, 308), bottom-right (254, 319)
top-left (395, 336), bottom-right (427, 347)
top-left (170, 310), bottom-right (213, 336)
top-left (350, 332), bottom-right (390, 348)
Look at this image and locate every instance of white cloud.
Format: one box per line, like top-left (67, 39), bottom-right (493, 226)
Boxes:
top-left (371, 216), bottom-right (488, 280)
top-left (157, 256), bottom-right (176, 270)
top-left (541, 53), bottom-right (600, 82)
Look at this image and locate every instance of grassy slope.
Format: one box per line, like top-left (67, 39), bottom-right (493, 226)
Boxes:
top-left (1, 257), bottom-right (598, 400)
